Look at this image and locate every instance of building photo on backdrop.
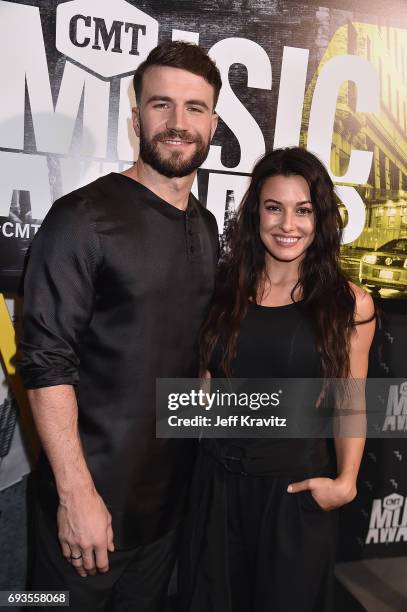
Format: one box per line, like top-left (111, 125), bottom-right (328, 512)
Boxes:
top-left (0, 0), bottom-right (407, 610)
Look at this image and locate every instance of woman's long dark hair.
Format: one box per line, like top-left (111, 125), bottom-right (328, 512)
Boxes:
top-left (201, 147), bottom-right (361, 378)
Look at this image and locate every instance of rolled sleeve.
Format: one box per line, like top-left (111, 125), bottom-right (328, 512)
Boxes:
top-left (18, 192), bottom-right (101, 390)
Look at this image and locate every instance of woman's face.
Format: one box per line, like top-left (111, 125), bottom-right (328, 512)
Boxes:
top-left (259, 174), bottom-right (315, 263)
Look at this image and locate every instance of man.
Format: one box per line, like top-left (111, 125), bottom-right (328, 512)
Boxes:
top-left (18, 41), bottom-right (221, 611)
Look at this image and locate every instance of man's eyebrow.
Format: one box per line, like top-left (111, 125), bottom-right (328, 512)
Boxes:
top-left (263, 198), bottom-right (313, 205)
top-left (185, 99), bottom-right (210, 111)
top-left (145, 95), bottom-right (210, 111)
top-left (145, 95), bottom-right (173, 104)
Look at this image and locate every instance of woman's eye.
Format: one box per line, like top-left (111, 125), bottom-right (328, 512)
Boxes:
top-left (297, 207), bottom-right (313, 215)
top-left (265, 205), bottom-right (281, 212)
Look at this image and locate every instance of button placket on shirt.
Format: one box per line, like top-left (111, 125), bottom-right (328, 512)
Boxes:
top-left (185, 210), bottom-right (202, 260)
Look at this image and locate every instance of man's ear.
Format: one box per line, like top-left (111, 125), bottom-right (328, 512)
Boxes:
top-left (132, 107), bottom-right (140, 137)
top-left (210, 111), bottom-right (219, 141)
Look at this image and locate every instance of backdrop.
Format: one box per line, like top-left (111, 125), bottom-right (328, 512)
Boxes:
top-left (0, 0), bottom-right (406, 566)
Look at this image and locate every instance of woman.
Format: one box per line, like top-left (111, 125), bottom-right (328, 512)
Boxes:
top-left (179, 147), bottom-right (376, 612)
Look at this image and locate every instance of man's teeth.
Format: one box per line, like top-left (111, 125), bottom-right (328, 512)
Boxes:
top-left (164, 140), bottom-right (189, 145)
top-left (274, 236), bottom-right (300, 244)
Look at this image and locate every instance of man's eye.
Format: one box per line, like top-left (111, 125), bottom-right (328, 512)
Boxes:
top-left (154, 103), bottom-right (169, 109)
top-left (188, 107), bottom-right (203, 113)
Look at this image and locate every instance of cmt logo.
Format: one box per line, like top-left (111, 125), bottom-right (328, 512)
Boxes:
top-left (365, 493), bottom-right (407, 544)
top-left (56, 0), bottom-right (159, 78)
top-left (382, 380), bottom-right (407, 432)
top-left (383, 493), bottom-right (403, 509)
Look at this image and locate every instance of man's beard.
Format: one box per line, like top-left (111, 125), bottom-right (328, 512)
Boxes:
top-left (138, 124), bottom-right (211, 178)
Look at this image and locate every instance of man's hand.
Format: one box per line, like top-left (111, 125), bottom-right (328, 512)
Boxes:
top-left (57, 488), bottom-right (115, 577)
top-left (287, 476), bottom-right (357, 511)
top-left (26, 387), bottom-right (115, 577)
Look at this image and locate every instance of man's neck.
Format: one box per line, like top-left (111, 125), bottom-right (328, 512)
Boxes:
top-left (122, 159), bottom-right (195, 211)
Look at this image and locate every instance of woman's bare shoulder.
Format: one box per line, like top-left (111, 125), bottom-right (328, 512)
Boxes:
top-left (348, 281), bottom-right (375, 322)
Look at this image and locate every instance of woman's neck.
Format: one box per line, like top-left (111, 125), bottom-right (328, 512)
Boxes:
top-left (264, 252), bottom-right (302, 284)
top-left (258, 256), bottom-right (303, 306)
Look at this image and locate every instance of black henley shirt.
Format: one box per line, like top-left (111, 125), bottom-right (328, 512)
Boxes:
top-left (18, 172), bottom-right (218, 548)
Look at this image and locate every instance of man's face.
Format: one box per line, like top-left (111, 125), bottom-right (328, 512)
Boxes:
top-left (134, 66), bottom-right (218, 178)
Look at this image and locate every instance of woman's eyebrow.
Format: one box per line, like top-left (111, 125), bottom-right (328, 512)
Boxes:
top-left (263, 198), bottom-right (313, 205)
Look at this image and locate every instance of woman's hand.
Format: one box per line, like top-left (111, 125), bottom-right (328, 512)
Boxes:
top-left (287, 475), bottom-right (357, 511)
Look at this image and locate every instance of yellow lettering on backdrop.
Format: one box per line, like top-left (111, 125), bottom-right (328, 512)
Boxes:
top-left (0, 292), bottom-right (39, 458)
top-left (0, 293), bottom-right (16, 375)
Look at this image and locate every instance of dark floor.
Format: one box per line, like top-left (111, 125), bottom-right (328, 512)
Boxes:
top-left (335, 557), bottom-right (407, 612)
top-left (334, 578), bottom-right (367, 612)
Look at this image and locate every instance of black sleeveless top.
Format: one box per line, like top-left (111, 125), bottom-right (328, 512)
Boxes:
top-left (207, 301), bottom-right (332, 475)
top-left (210, 301), bottom-right (321, 379)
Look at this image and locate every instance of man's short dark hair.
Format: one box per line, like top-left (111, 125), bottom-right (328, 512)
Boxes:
top-left (133, 40), bottom-right (222, 109)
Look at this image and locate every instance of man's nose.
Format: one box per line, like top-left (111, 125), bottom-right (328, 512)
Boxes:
top-left (165, 106), bottom-right (187, 131)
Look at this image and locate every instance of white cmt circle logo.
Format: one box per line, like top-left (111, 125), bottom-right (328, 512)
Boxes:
top-left (383, 493), bottom-right (404, 510)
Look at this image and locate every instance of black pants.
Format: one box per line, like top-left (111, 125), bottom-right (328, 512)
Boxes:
top-left (31, 501), bottom-right (178, 611)
top-left (179, 450), bottom-right (338, 612)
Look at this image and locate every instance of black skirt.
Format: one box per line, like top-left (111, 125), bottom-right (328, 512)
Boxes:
top-left (178, 440), bottom-right (338, 612)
